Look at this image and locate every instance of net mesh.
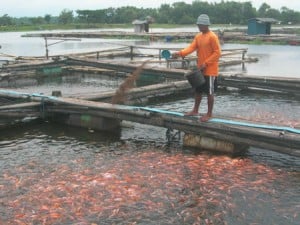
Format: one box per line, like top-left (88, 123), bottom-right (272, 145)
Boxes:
top-left (167, 58), bottom-right (197, 69)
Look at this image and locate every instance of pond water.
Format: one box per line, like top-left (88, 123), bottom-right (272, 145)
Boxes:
top-left (1, 29), bottom-right (300, 78)
top-left (0, 29), bottom-right (299, 225)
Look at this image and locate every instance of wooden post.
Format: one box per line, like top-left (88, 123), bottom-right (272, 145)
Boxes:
top-left (44, 37), bottom-right (49, 59)
top-left (130, 46), bottom-right (134, 60)
top-left (159, 49), bottom-right (162, 61)
top-left (242, 50), bottom-right (246, 60)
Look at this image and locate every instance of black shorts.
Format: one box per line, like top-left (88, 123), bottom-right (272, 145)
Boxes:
top-left (195, 76), bottom-right (218, 95)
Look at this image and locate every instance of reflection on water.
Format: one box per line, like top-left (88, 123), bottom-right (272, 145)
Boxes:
top-left (0, 31), bottom-right (145, 57)
top-left (222, 44), bottom-right (300, 78)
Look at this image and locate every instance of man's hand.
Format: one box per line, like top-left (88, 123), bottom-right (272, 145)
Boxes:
top-left (171, 52), bottom-right (180, 59)
top-left (199, 63), bottom-right (207, 71)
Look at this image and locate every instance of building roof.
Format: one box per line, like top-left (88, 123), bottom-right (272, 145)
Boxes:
top-left (248, 17), bottom-right (278, 23)
top-left (132, 20), bottom-right (148, 25)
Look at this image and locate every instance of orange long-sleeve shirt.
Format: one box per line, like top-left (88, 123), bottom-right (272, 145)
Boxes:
top-left (179, 31), bottom-right (221, 76)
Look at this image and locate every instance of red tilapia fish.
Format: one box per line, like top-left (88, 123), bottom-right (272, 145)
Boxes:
top-left (1, 150), bottom-right (297, 224)
top-left (235, 109), bottom-right (300, 128)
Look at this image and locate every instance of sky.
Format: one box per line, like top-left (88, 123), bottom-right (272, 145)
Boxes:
top-left (1, 0), bottom-right (300, 17)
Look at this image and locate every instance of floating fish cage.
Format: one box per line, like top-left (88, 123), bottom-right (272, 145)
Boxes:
top-left (36, 66), bottom-right (63, 75)
top-left (136, 73), bottom-right (166, 86)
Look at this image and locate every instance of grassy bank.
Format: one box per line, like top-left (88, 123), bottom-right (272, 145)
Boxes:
top-left (0, 23), bottom-right (193, 32)
top-left (1, 23), bottom-right (299, 46)
top-left (1, 22), bottom-right (299, 33)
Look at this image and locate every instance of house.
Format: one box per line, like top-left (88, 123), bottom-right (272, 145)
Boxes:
top-left (247, 18), bottom-right (278, 35)
top-left (132, 20), bottom-right (149, 33)
top-left (132, 16), bottom-right (154, 33)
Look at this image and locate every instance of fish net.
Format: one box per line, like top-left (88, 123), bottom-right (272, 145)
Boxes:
top-left (167, 58), bottom-right (197, 69)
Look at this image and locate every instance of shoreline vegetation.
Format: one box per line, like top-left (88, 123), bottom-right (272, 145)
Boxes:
top-left (1, 23), bottom-right (300, 33)
top-left (1, 23), bottom-right (300, 45)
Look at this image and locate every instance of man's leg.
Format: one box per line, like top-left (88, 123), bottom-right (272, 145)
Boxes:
top-left (200, 76), bottom-right (216, 122)
top-left (185, 93), bottom-right (202, 116)
top-left (200, 94), bottom-right (214, 122)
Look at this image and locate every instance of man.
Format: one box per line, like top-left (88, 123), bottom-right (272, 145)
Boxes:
top-left (172, 14), bottom-right (221, 122)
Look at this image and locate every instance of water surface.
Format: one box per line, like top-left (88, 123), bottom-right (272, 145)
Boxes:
top-left (0, 29), bottom-right (299, 225)
top-left (1, 29), bottom-right (300, 78)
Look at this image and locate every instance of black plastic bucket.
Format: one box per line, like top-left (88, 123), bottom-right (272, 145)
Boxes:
top-left (185, 70), bottom-right (206, 88)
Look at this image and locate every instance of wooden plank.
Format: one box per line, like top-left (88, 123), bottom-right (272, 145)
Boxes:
top-left (219, 75), bottom-right (300, 95)
top-left (0, 111), bottom-right (40, 118)
top-left (66, 57), bottom-right (188, 79)
top-left (0, 89), bottom-right (299, 156)
top-left (0, 102), bottom-right (40, 110)
top-left (65, 57), bottom-right (299, 96)
top-left (46, 100), bottom-right (300, 157)
top-left (65, 80), bottom-right (190, 103)
top-left (39, 94), bottom-right (300, 156)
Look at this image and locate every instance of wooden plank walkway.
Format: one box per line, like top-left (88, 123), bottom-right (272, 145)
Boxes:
top-left (0, 101), bottom-right (41, 127)
top-left (21, 31), bottom-right (300, 45)
top-left (33, 96), bottom-right (300, 157)
top-left (0, 90), bottom-right (299, 157)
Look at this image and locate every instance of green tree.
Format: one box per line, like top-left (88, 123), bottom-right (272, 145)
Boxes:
top-left (171, 2), bottom-right (193, 24)
top-left (58, 9), bottom-right (74, 24)
top-left (1, 1), bottom-right (300, 28)
top-left (157, 4), bottom-right (172, 23)
top-left (76, 10), bottom-right (90, 23)
top-left (114, 6), bottom-right (140, 23)
top-left (264, 8), bottom-right (280, 19)
top-left (30, 16), bottom-right (44, 25)
top-left (258, 3), bottom-right (271, 17)
top-left (0, 14), bottom-right (13, 26)
top-left (104, 8), bottom-right (116, 23)
top-left (239, 2), bottom-right (257, 23)
top-left (44, 14), bottom-right (51, 24)
top-left (280, 7), bottom-right (300, 24)
top-left (190, 1), bottom-right (212, 19)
